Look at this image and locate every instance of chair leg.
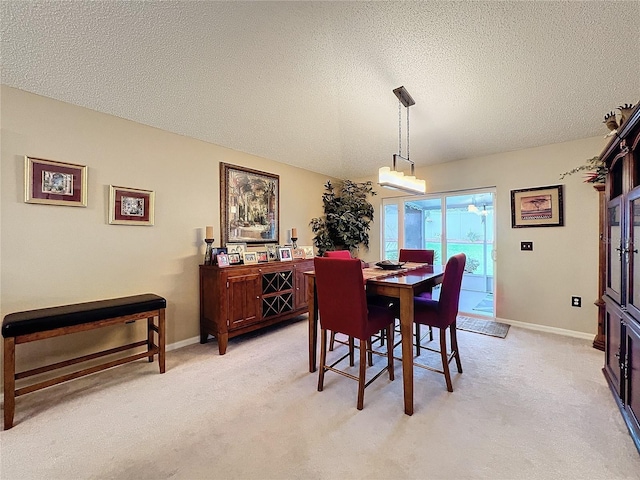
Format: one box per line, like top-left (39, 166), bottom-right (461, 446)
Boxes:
top-left (357, 340), bottom-right (367, 410)
top-left (386, 324), bottom-right (394, 381)
top-left (450, 322), bottom-right (462, 373)
top-left (415, 324), bottom-right (421, 356)
top-left (429, 326), bottom-right (434, 341)
top-left (440, 328), bottom-right (453, 392)
top-left (329, 331), bottom-right (335, 351)
top-left (367, 339), bottom-right (373, 366)
top-left (349, 337), bottom-right (355, 366)
top-left (318, 329), bottom-right (328, 392)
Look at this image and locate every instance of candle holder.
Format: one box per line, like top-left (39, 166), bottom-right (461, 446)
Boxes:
top-left (291, 237), bottom-right (298, 249)
top-left (204, 238), bottom-right (215, 265)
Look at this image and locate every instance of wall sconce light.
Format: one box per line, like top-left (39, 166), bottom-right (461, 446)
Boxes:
top-left (378, 86), bottom-right (426, 195)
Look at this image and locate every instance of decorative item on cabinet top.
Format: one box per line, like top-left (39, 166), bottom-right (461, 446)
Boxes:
top-left (603, 103), bottom-right (636, 137)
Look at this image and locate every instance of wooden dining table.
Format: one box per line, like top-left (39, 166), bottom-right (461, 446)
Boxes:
top-left (304, 262), bottom-right (445, 415)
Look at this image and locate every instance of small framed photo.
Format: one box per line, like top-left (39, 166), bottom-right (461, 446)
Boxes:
top-left (242, 252), bottom-right (258, 265)
top-left (511, 184), bottom-right (564, 228)
top-left (109, 185), bottom-right (155, 225)
top-left (228, 253), bottom-right (242, 265)
top-left (256, 251), bottom-right (269, 263)
top-left (216, 253), bottom-right (230, 267)
top-left (278, 246), bottom-right (293, 261)
top-left (24, 156), bottom-right (88, 207)
top-left (300, 245), bottom-right (314, 259)
top-left (226, 243), bottom-right (247, 255)
top-left (266, 244), bottom-right (278, 261)
top-left (292, 248), bottom-right (305, 259)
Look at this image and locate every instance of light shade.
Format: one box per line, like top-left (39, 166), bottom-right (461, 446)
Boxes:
top-left (378, 166), bottom-right (426, 195)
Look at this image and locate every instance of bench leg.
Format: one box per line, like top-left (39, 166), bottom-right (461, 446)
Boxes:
top-left (147, 317), bottom-right (155, 363)
top-left (4, 337), bottom-right (16, 430)
top-left (158, 309), bottom-right (166, 374)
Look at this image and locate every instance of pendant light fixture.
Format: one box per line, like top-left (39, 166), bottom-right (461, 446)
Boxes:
top-left (378, 86), bottom-right (426, 195)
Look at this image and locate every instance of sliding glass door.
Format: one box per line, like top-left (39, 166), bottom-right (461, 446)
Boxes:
top-left (382, 188), bottom-right (496, 318)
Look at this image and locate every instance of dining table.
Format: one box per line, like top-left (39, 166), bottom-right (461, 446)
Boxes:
top-left (304, 262), bottom-right (445, 416)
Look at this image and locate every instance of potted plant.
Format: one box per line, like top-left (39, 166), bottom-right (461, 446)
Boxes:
top-left (309, 180), bottom-right (376, 257)
top-left (560, 155), bottom-right (607, 184)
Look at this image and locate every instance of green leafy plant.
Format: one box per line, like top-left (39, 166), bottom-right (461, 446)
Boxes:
top-left (309, 180), bottom-right (376, 257)
top-left (560, 156), bottom-right (607, 184)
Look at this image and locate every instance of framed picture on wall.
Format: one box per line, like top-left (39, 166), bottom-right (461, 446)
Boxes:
top-left (220, 163), bottom-right (279, 246)
top-left (109, 185), bottom-right (155, 226)
top-left (511, 184), bottom-right (564, 228)
top-left (24, 156), bottom-right (88, 207)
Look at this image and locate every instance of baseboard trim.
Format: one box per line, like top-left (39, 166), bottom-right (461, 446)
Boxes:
top-left (496, 317), bottom-right (594, 341)
top-left (167, 335), bottom-right (201, 352)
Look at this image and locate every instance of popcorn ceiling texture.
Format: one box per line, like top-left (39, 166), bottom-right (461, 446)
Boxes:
top-left (2, 1), bottom-right (639, 178)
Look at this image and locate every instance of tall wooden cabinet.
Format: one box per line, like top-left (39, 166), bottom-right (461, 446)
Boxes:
top-left (602, 102), bottom-right (640, 453)
top-left (200, 259), bottom-right (313, 354)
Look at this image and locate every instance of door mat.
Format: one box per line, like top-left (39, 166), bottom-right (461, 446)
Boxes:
top-left (456, 316), bottom-right (510, 338)
top-left (472, 294), bottom-right (494, 313)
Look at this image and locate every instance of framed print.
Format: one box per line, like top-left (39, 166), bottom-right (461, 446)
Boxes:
top-left (24, 156), bottom-right (87, 207)
top-left (256, 251), bottom-right (269, 263)
top-left (300, 245), bottom-right (314, 259)
top-left (216, 253), bottom-right (230, 267)
top-left (109, 186), bottom-right (155, 225)
top-left (228, 253), bottom-right (242, 265)
top-left (266, 244), bottom-right (278, 261)
top-left (242, 252), bottom-right (258, 265)
top-left (220, 163), bottom-right (279, 246)
top-left (511, 185), bottom-right (564, 228)
top-left (278, 247), bottom-right (293, 261)
top-left (292, 248), bottom-right (305, 259)
top-left (226, 243), bottom-right (247, 255)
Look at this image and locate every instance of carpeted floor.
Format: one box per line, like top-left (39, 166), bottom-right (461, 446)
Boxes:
top-left (457, 315), bottom-right (510, 338)
top-left (1, 317), bottom-right (639, 479)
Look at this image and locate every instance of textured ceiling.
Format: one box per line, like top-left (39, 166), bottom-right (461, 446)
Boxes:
top-left (1, 1), bottom-right (639, 179)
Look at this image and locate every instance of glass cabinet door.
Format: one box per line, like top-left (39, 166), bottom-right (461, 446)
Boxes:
top-left (607, 199), bottom-right (624, 304)
top-left (627, 191), bottom-right (640, 318)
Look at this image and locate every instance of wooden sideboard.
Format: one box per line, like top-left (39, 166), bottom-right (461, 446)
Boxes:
top-left (199, 259), bottom-right (313, 354)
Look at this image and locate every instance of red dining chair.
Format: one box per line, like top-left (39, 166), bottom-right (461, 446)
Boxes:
top-left (398, 249), bottom-right (436, 352)
top-left (412, 253), bottom-right (466, 392)
top-left (324, 250), bottom-right (352, 259)
top-left (325, 250), bottom-right (354, 353)
top-left (399, 249), bottom-right (434, 265)
top-left (314, 257), bottom-right (396, 409)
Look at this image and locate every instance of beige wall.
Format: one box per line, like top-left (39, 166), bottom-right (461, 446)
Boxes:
top-left (356, 134), bottom-right (608, 335)
top-left (1, 85), bottom-right (608, 376)
top-left (1, 86), bottom-right (334, 371)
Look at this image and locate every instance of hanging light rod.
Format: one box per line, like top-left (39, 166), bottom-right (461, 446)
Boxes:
top-left (379, 86), bottom-right (426, 195)
top-left (393, 86), bottom-right (415, 108)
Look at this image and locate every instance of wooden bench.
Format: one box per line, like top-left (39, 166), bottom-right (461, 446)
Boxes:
top-left (2, 293), bottom-right (166, 430)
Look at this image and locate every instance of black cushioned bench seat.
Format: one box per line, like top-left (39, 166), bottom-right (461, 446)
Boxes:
top-left (2, 293), bottom-right (166, 430)
top-left (2, 294), bottom-right (166, 338)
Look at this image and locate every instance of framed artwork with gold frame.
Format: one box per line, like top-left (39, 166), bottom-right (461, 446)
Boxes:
top-left (24, 156), bottom-right (87, 207)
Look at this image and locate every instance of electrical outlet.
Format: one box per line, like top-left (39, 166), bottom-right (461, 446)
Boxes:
top-left (521, 241), bottom-right (533, 251)
top-left (571, 296), bottom-right (581, 307)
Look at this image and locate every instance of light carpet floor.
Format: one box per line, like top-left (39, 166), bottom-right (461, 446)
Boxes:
top-left (1, 317), bottom-right (639, 479)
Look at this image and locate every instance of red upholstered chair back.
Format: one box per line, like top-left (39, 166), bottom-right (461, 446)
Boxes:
top-left (313, 257), bottom-right (369, 339)
top-left (436, 253), bottom-right (467, 325)
top-left (399, 249), bottom-right (434, 264)
top-left (324, 250), bottom-right (351, 259)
